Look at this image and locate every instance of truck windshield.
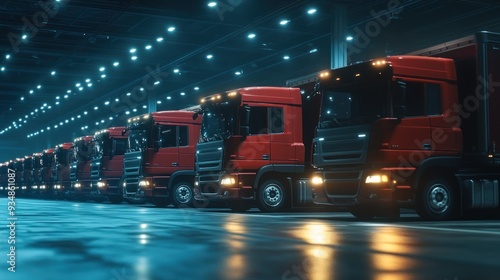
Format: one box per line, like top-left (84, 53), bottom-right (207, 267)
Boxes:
top-left (94, 139), bottom-right (105, 159)
top-left (319, 76), bottom-right (390, 128)
top-left (200, 104), bottom-right (236, 143)
top-left (128, 129), bottom-right (147, 152)
top-left (33, 156), bottom-right (42, 168)
top-left (41, 154), bottom-right (53, 167)
top-left (74, 141), bottom-right (93, 161)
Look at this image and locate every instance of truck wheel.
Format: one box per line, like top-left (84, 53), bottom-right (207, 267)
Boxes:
top-left (170, 182), bottom-right (193, 208)
top-left (417, 178), bottom-right (457, 220)
top-left (227, 201), bottom-right (252, 212)
top-left (108, 196), bottom-right (123, 204)
top-left (257, 179), bottom-right (287, 212)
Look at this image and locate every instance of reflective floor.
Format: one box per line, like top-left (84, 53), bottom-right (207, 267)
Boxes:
top-left (1, 198), bottom-right (500, 280)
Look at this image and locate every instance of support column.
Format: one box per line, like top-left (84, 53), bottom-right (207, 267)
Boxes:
top-left (331, 3), bottom-right (347, 69)
top-left (148, 93), bottom-right (157, 113)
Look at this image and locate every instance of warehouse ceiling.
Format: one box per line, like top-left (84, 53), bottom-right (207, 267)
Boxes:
top-left (1, 0), bottom-right (500, 161)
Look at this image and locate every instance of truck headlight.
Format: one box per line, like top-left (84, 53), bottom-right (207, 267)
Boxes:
top-left (74, 183), bottom-right (82, 188)
top-left (0, 187), bottom-right (3, 190)
top-left (139, 180), bottom-right (150, 187)
top-left (22, 186), bottom-right (27, 190)
top-left (365, 174), bottom-right (389, 184)
top-left (32, 185), bottom-right (38, 189)
top-left (311, 176), bottom-right (323, 186)
top-left (40, 185), bottom-right (46, 190)
top-left (97, 182), bottom-right (106, 188)
top-left (220, 177), bottom-right (236, 186)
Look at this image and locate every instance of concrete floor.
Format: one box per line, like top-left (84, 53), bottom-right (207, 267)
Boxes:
top-left (1, 198), bottom-right (500, 280)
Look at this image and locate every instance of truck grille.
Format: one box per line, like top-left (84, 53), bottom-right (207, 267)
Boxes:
top-left (90, 158), bottom-right (101, 180)
top-left (196, 140), bottom-right (224, 172)
top-left (314, 125), bottom-right (370, 167)
top-left (123, 151), bottom-right (142, 193)
top-left (70, 163), bottom-right (77, 181)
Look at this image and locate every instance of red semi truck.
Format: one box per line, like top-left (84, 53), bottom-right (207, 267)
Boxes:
top-left (30, 153), bottom-right (43, 197)
top-left (22, 155), bottom-right (33, 196)
top-left (53, 143), bottom-right (74, 199)
top-left (299, 31), bottom-right (500, 220)
top-left (123, 111), bottom-right (202, 207)
top-left (90, 127), bottom-right (128, 203)
top-left (37, 148), bottom-right (55, 197)
top-left (193, 87), bottom-right (317, 212)
top-left (71, 136), bottom-right (94, 201)
top-left (13, 158), bottom-right (27, 196)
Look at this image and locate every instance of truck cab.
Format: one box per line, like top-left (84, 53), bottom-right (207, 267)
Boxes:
top-left (23, 155), bottom-right (33, 196)
top-left (30, 153), bottom-right (42, 196)
top-left (14, 158), bottom-right (27, 196)
top-left (194, 87), bottom-right (314, 212)
top-left (123, 111), bottom-right (201, 207)
top-left (53, 143), bottom-right (74, 199)
top-left (307, 32), bottom-right (500, 220)
top-left (90, 127), bottom-right (128, 203)
top-left (38, 148), bottom-right (55, 197)
top-left (71, 136), bottom-right (94, 201)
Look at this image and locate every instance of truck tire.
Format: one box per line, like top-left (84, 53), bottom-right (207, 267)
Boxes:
top-left (227, 201), bottom-right (252, 212)
top-left (257, 179), bottom-right (287, 212)
top-left (417, 178), bottom-right (457, 220)
top-left (170, 181), bottom-right (193, 208)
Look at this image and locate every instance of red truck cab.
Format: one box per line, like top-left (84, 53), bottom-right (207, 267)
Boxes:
top-left (194, 87), bottom-right (316, 212)
top-left (123, 111), bottom-right (201, 207)
top-left (38, 148), bottom-right (55, 197)
top-left (306, 32), bottom-right (500, 220)
top-left (30, 153), bottom-right (43, 196)
top-left (90, 127), bottom-right (128, 203)
top-left (71, 136), bottom-right (94, 201)
top-left (53, 143), bottom-right (74, 199)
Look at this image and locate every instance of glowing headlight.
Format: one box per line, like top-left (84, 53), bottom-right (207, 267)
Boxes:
top-left (74, 183), bottom-right (82, 188)
top-left (365, 175), bottom-right (389, 184)
top-left (139, 180), bottom-right (150, 187)
top-left (32, 185), bottom-right (38, 189)
top-left (311, 176), bottom-right (323, 186)
top-left (0, 187), bottom-right (3, 190)
top-left (22, 186), bottom-right (27, 190)
top-left (40, 185), bottom-right (46, 190)
top-left (220, 177), bottom-right (236, 186)
top-left (194, 181), bottom-right (199, 186)
top-left (97, 182), bottom-right (106, 188)
top-left (55, 184), bottom-right (61, 189)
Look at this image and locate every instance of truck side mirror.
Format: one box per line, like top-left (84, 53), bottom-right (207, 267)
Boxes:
top-left (192, 113), bottom-right (199, 120)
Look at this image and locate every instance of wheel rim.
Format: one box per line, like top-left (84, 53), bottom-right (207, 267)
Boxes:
top-left (427, 184), bottom-right (449, 214)
top-left (175, 185), bottom-right (191, 204)
top-left (263, 183), bottom-right (283, 207)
